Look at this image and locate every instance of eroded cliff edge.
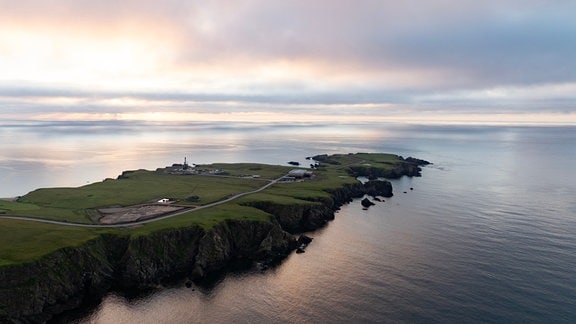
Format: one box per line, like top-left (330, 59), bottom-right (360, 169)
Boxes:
top-left (0, 221), bottom-right (294, 323)
top-left (0, 156), bottom-right (429, 323)
top-left (243, 180), bottom-right (394, 233)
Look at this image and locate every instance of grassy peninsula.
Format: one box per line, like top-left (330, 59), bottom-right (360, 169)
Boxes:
top-left (0, 153), bottom-right (426, 266)
top-left (0, 153), bottom-right (430, 322)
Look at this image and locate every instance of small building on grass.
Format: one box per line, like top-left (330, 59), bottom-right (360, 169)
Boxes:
top-left (278, 176), bottom-right (296, 183)
top-left (288, 169), bottom-right (314, 179)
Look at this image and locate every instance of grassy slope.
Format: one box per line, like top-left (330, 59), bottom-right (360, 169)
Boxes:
top-left (10, 169), bottom-right (269, 223)
top-left (196, 163), bottom-right (291, 179)
top-left (0, 219), bottom-right (114, 267)
top-left (129, 203), bottom-right (273, 236)
top-left (0, 154), bottom-right (403, 266)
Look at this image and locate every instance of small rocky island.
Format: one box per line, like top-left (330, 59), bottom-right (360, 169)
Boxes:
top-left (0, 153), bottom-right (429, 322)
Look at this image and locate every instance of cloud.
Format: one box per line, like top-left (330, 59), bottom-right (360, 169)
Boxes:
top-left (381, 11), bottom-right (576, 86)
top-left (0, 0), bottom-right (575, 123)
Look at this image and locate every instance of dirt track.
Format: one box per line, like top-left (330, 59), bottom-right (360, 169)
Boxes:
top-left (0, 174), bottom-right (286, 228)
top-left (98, 204), bottom-right (188, 224)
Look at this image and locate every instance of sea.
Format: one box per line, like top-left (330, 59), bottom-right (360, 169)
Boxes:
top-left (1, 121), bottom-right (575, 323)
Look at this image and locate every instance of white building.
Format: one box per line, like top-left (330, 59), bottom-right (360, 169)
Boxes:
top-left (288, 169), bottom-right (313, 179)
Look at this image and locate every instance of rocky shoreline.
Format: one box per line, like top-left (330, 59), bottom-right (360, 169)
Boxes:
top-left (0, 156), bottom-right (429, 323)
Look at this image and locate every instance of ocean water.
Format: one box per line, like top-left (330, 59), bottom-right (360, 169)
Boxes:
top-left (2, 122), bottom-right (576, 323)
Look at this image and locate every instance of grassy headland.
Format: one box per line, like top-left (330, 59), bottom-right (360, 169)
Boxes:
top-left (0, 153), bottom-right (424, 266)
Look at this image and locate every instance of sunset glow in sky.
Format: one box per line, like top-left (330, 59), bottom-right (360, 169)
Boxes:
top-left (1, 0), bottom-right (575, 125)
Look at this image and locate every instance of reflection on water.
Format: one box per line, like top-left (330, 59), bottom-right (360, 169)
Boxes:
top-left (1, 121), bottom-right (400, 197)
top-left (3, 122), bottom-right (576, 322)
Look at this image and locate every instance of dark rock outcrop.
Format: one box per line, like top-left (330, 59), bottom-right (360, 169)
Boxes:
top-left (361, 198), bottom-right (375, 208)
top-left (403, 156), bottom-right (431, 166)
top-left (297, 235), bottom-right (313, 245)
top-left (192, 220), bottom-right (295, 279)
top-left (241, 201), bottom-right (334, 234)
top-left (295, 235), bottom-right (313, 254)
top-left (364, 180), bottom-right (393, 198)
top-left (0, 235), bottom-right (124, 323)
top-left (243, 180), bottom-right (393, 234)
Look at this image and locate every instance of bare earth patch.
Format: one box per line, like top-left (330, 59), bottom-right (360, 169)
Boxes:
top-left (98, 204), bottom-right (187, 224)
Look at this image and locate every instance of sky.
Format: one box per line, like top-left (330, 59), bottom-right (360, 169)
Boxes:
top-left (1, 0), bottom-right (575, 125)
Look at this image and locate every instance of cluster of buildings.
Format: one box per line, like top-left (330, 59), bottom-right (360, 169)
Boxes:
top-left (165, 158), bottom-right (226, 176)
top-left (165, 158), bottom-right (314, 184)
top-left (167, 167), bottom-right (226, 176)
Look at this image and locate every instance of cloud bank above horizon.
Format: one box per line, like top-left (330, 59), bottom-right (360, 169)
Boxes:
top-left (1, 0), bottom-right (575, 124)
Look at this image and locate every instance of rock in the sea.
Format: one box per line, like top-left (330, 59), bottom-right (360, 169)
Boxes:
top-left (364, 180), bottom-right (393, 198)
top-left (361, 198), bottom-right (375, 208)
top-left (297, 235), bottom-right (313, 245)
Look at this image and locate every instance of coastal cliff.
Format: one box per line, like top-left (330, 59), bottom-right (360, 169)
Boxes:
top-left (0, 221), bottom-right (295, 323)
top-left (0, 154), bottom-right (429, 322)
top-left (0, 181), bottom-right (391, 322)
top-left (0, 235), bottom-right (121, 323)
top-left (244, 180), bottom-right (393, 233)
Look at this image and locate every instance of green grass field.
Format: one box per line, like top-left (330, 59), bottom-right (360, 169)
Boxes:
top-left (10, 169), bottom-right (267, 223)
top-left (129, 202), bottom-right (274, 235)
top-left (0, 219), bottom-right (112, 266)
top-left (0, 153), bottom-right (404, 266)
top-left (196, 163), bottom-right (292, 179)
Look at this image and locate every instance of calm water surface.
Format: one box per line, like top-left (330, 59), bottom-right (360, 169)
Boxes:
top-left (2, 122), bottom-right (575, 323)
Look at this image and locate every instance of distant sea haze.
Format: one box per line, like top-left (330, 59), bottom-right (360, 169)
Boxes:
top-left (3, 122), bottom-right (576, 323)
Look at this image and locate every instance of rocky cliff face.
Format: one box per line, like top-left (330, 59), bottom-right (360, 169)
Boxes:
top-left (244, 180), bottom-right (393, 234)
top-left (0, 221), bottom-right (295, 323)
top-left (117, 227), bottom-right (203, 287)
top-left (192, 220), bottom-right (295, 278)
top-left (0, 234), bottom-right (122, 323)
top-left (348, 163), bottom-right (420, 178)
top-left (241, 200), bottom-right (334, 233)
